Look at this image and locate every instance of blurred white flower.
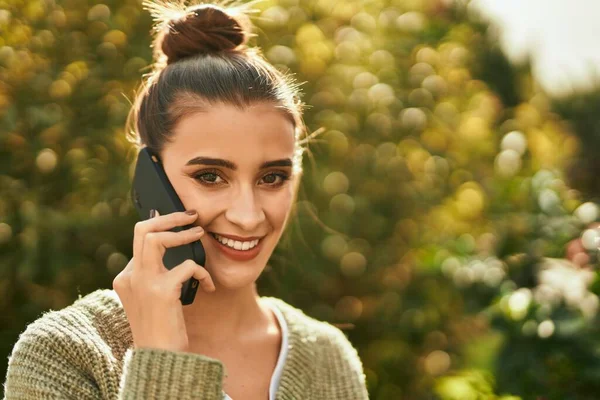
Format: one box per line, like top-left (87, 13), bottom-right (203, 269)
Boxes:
top-left (482, 263), bottom-right (506, 287)
top-left (442, 257), bottom-right (460, 277)
top-left (538, 189), bottom-right (560, 213)
top-left (538, 319), bottom-right (555, 338)
top-left (536, 258), bottom-right (598, 319)
top-left (469, 260), bottom-right (486, 281)
top-left (368, 83), bottom-right (395, 107)
top-left (532, 170), bottom-right (556, 191)
top-left (533, 284), bottom-right (561, 308)
top-left (400, 107), bottom-right (427, 131)
top-left (501, 130), bottom-right (527, 155)
top-left (396, 12), bottom-right (426, 32)
top-left (508, 288), bottom-right (532, 320)
top-left (444, 256), bottom-right (507, 288)
top-left (575, 202), bottom-right (599, 224)
top-left (495, 149), bottom-right (521, 177)
top-left (581, 228), bottom-right (600, 251)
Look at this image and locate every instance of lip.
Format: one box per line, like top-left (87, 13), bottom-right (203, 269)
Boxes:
top-left (209, 232), bottom-right (264, 262)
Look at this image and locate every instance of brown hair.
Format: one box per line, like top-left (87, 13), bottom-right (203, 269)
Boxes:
top-left (125, 0), bottom-right (311, 174)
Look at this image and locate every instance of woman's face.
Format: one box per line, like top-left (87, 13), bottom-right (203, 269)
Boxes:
top-left (160, 102), bottom-right (299, 289)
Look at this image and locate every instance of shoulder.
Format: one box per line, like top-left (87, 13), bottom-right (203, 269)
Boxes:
top-left (4, 289), bottom-right (130, 397)
top-left (262, 296), bottom-right (367, 382)
top-left (262, 296), bottom-right (357, 347)
top-left (9, 289), bottom-right (131, 365)
top-left (19, 288), bottom-right (127, 337)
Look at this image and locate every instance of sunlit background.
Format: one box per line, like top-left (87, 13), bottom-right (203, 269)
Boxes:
top-left (2, 0), bottom-right (600, 399)
top-left (475, 0), bottom-right (600, 96)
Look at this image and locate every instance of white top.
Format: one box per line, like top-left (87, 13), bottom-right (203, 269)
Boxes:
top-left (223, 301), bottom-right (289, 400)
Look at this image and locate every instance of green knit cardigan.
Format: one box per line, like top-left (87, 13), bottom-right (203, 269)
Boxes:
top-left (3, 289), bottom-right (369, 399)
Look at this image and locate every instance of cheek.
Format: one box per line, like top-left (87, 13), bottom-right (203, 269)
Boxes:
top-left (262, 187), bottom-right (294, 229)
top-left (172, 183), bottom-right (191, 206)
top-left (170, 180), bottom-right (222, 226)
top-left (169, 175), bottom-right (196, 206)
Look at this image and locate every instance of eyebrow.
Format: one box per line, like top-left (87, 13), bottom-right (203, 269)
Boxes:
top-left (184, 157), bottom-right (293, 170)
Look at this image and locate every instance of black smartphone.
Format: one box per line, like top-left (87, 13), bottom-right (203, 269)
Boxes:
top-left (130, 147), bottom-right (206, 305)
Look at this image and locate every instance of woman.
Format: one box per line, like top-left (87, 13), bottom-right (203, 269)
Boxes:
top-left (3, 2), bottom-right (369, 399)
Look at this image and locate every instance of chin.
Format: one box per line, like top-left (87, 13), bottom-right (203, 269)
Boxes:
top-left (206, 262), bottom-right (264, 290)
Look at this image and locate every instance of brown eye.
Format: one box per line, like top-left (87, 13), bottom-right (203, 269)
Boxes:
top-left (201, 173), bottom-right (218, 183)
top-left (260, 172), bottom-right (290, 187)
top-left (193, 169), bottom-right (226, 186)
top-left (263, 174), bottom-right (277, 184)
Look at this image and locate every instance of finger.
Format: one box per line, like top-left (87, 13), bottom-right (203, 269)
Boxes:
top-left (149, 210), bottom-right (199, 232)
top-left (133, 208), bottom-right (159, 260)
top-left (167, 259), bottom-right (215, 293)
top-left (112, 258), bottom-right (135, 299)
top-left (133, 209), bottom-right (197, 260)
top-left (139, 227), bottom-right (205, 274)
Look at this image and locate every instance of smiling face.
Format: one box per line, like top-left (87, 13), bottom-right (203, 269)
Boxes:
top-left (160, 101), bottom-right (301, 289)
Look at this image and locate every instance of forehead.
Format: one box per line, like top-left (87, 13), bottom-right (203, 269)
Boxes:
top-left (163, 102), bottom-right (296, 166)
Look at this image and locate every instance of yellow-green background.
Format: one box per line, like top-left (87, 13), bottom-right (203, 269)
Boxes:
top-left (2, 0), bottom-right (600, 398)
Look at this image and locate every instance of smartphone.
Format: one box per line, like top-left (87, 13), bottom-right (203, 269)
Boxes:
top-left (130, 147), bottom-right (206, 305)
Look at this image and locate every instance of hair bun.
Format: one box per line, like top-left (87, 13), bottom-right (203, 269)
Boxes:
top-left (149, 3), bottom-right (251, 65)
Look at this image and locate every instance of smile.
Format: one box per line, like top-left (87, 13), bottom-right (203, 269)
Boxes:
top-left (210, 232), bottom-right (260, 250)
top-left (208, 232), bottom-right (265, 261)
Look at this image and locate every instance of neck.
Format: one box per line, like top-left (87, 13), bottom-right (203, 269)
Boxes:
top-left (181, 281), bottom-right (268, 346)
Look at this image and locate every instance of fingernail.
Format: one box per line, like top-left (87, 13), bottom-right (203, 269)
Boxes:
top-left (149, 209), bottom-right (156, 218)
top-left (185, 210), bottom-right (197, 215)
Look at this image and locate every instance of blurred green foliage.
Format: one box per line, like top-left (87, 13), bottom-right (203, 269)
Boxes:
top-left (553, 87), bottom-right (600, 199)
top-left (2, 0), bottom-right (600, 399)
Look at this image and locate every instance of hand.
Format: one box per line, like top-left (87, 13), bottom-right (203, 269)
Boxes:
top-left (112, 209), bottom-right (215, 353)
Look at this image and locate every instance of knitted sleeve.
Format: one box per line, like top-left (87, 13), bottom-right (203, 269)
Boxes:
top-left (3, 318), bottom-right (225, 400)
top-left (118, 347), bottom-right (224, 399)
top-left (317, 325), bottom-right (370, 400)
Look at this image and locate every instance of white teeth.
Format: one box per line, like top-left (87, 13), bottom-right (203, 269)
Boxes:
top-left (212, 233), bottom-right (260, 251)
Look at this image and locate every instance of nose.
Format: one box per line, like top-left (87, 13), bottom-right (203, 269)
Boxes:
top-left (224, 184), bottom-right (266, 232)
